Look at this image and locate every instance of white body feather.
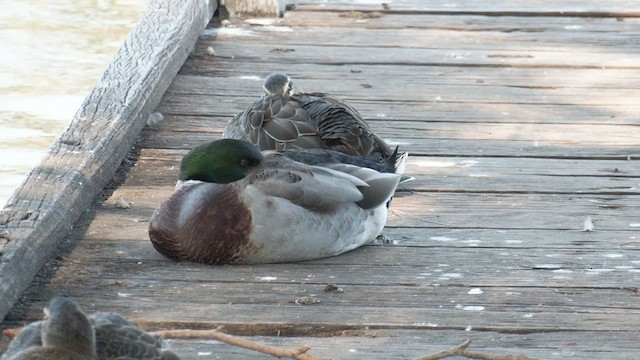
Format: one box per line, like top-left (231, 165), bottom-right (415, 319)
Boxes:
top-left (240, 185), bottom-right (389, 263)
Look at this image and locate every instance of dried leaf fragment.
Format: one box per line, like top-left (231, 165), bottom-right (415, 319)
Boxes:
top-left (295, 296), bottom-right (320, 305)
top-left (324, 284), bottom-right (345, 293)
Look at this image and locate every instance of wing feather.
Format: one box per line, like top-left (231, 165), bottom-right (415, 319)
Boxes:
top-left (249, 163), bottom-right (366, 212)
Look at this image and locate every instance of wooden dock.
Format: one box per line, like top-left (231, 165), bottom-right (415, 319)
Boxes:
top-left (2, 0), bottom-right (640, 358)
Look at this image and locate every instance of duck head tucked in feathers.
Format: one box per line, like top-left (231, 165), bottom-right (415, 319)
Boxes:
top-left (3, 298), bottom-right (180, 360)
top-left (222, 73), bottom-right (394, 162)
top-left (8, 297), bottom-right (96, 360)
top-left (262, 72), bottom-right (293, 96)
top-left (178, 139), bottom-right (263, 184)
top-left (149, 139), bottom-right (403, 265)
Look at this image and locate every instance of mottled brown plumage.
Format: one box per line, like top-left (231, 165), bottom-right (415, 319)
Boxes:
top-left (0, 322), bottom-right (42, 360)
top-left (222, 73), bottom-right (393, 161)
top-left (149, 182), bottom-right (255, 264)
top-left (92, 313), bottom-right (180, 360)
top-left (3, 302), bottom-right (179, 360)
top-left (10, 297), bottom-right (95, 360)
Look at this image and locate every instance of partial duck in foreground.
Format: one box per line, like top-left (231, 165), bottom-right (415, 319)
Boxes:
top-left (222, 72), bottom-right (394, 161)
top-left (2, 297), bottom-right (179, 360)
top-left (148, 139), bottom-right (404, 264)
top-left (7, 297), bottom-right (95, 360)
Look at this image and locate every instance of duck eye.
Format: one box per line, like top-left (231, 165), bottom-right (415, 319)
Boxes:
top-left (239, 158), bottom-right (249, 167)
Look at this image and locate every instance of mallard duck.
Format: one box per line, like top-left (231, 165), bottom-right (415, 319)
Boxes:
top-left (0, 322), bottom-right (43, 360)
top-left (92, 313), bottom-right (179, 360)
top-left (148, 139), bottom-right (403, 264)
top-left (3, 300), bottom-right (179, 360)
top-left (222, 73), bottom-right (393, 161)
top-left (9, 297), bottom-right (95, 360)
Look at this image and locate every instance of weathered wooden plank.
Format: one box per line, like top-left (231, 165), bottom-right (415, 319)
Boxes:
top-left (19, 268), bottom-right (640, 312)
top-left (25, 237), bottom-right (640, 290)
top-left (141, 117), bottom-right (640, 159)
top-left (155, 91), bottom-right (640, 127)
top-left (165, 74), bottom-right (640, 106)
top-left (194, 41), bottom-right (640, 68)
top-left (280, 10), bottom-right (640, 31)
top-left (382, 227), bottom-right (640, 249)
top-left (3, 319), bottom-right (638, 360)
top-left (3, 314), bottom-right (638, 360)
top-left (151, 105), bottom-right (640, 148)
top-left (293, 0), bottom-right (640, 16)
top-left (127, 148), bottom-right (640, 195)
top-left (53, 198), bottom-right (640, 250)
top-left (159, 330), bottom-right (640, 360)
top-left (180, 61), bottom-right (640, 91)
top-left (0, 0), bottom-right (217, 322)
top-left (75, 180), bottom-right (640, 231)
top-left (388, 192), bottom-right (640, 230)
top-left (209, 22), bottom-right (640, 53)
top-left (8, 269), bottom-right (640, 331)
top-left (7, 201), bottom-right (638, 340)
top-left (143, 132), bottom-right (640, 160)
top-left (10, 278), bottom-right (640, 331)
top-left (61, 197), bottom-right (640, 251)
top-left (151, 98), bottom-right (640, 148)
top-left (145, 112), bottom-right (640, 148)
top-left (402, 157), bottom-right (640, 194)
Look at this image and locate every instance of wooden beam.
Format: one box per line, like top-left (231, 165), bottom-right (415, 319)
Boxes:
top-left (293, 0), bottom-right (640, 17)
top-left (219, 0), bottom-right (285, 18)
top-left (0, 0), bottom-right (217, 322)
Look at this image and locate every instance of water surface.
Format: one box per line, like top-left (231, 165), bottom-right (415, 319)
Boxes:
top-left (0, 0), bottom-right (147, 206)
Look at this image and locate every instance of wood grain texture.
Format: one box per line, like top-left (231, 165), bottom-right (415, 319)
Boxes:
top-left (280, 11), bottom-right (640, 30)
top-left (161, 330), bottom-right (640, 360)
top-left (165, 75), bottom-right (640, 106)
top-left (3, 1), bottom-right (640, 359)
top-left (220, 0), bottom-right (285, 17)
top-left (124, 149), bottom-right (640, 195)
top-left (0, 0), bottom-right (217, 322)
top-left (293, 0), bottom-right (640, 16)
top-left (179, 63), bottom-right (640, 92)
top-left (141, 116), bottom-right (640, 159)
top-left (210, 19), bottom-right (640, 52)
top-left (193, 41), bottom-right (640, 68)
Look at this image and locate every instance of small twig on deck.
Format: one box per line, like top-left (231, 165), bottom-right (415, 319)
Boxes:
top-left (413, 340), bottom-right (471, 360)
top-left (5, 327), bottom-right (539, 360)
top-left (413, 340), bottom-right (540, 360)
top-left (149, 328), bottom-right (329, 360)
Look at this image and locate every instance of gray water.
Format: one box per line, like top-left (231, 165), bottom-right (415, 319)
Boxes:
top-left (0, 0), bottom-right (147, 207)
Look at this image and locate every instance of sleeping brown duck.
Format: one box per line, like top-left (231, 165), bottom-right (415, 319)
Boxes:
top-left (222, 73), bottom-right (393, 162)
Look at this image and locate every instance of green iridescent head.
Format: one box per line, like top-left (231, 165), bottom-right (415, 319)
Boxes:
top-left (179, 139), bottom-right (263, 184)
